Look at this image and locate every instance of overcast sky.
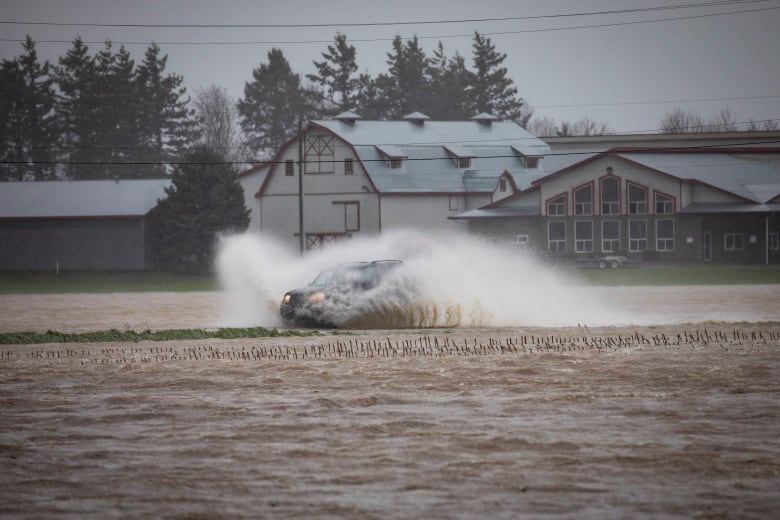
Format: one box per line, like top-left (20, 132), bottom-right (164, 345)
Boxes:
top-left (2, 0), bottom-right (779, 133)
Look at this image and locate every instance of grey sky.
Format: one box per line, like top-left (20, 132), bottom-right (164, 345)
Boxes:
top-left (2, 0), bottom-right (779, 133)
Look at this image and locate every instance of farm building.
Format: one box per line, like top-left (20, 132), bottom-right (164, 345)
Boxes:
top-left (455, 135), bottom-right (780, 265)
top-left (239, 112), bottom-right (551, 251)
top-left (0, 179), bottom-right (170, 271)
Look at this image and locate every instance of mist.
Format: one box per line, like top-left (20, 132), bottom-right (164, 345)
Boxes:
top-left (216, 230), bottom-right (619, 329)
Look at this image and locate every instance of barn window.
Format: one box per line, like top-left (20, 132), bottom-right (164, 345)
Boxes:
top-left (575, 220), bottom-right (593, 253)
top-left (499, 178), bottom-right (507, 192)
top-left (770, 232), bottom-right (779, 251)
top-left (547, 194), bottom-right (566, 216)
top-left (724, 233), bottom-right (744, 251)
top-left (628, 182), bottom-right (647, 214)
top-left (655, 192), bottom-right (674, 214)
top-left (629, 220), bottom-right (647, 252)
top-left (285, 159), bottom-right (294, 176)
top-left (344, 158), bottom-right (354, 175)
top-left (601, 176), bottom-right (619, 215)
top-left (656, 219), bottom-right (675, 251)
top-left (602, 220), bottom-right (620, 252)
top-left (305, 135), bottom-right (335, 174)
top-left (574, 183), bottom-right (593, 215)
top-left (548, 221), bottom-right (566, 252)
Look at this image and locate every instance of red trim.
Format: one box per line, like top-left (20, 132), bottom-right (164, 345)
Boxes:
top-left (598, 172), bottom-right (622, 215)
top-left (545, 192), bottom-right (568, 217)
top-left (572, 180), bottom-right (594, 216)
top-left (626, 180), bottom-right (649, 215)
top-left (653, 189), bottom-right (677, 214)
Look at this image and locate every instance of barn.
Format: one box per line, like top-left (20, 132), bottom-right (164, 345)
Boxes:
top-left (0, 179), bottom-right (170, 271)
top-left (238, 112), bottom-right (550, 252)
top-left (455, 145), bottom-right (780, 265)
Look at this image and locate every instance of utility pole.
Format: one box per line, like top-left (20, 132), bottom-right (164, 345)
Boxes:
top-left (298, 120), bottom-right (304, 256)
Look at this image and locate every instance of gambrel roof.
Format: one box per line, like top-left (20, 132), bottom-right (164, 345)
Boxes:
top-left (308, 118), bottom-right (551, 194)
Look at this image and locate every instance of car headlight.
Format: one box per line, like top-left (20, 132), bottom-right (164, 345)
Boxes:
top-left (307, 291), bottom-right (325, 303)
top-left (282, 293), bottom-right (291, 304)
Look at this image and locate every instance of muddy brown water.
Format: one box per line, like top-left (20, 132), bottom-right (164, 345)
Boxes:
top-left (1, 286), bottom-right (779, 518)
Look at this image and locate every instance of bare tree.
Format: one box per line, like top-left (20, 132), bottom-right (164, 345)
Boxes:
top-left (193, 84), bottom-right (245, 162)
top-left (660, 108), bottom-right (705, 133)
top-left (570, 116), bottom-right (612, 136)
top-left (527, 115), bottom-right (611, 136)
top-left (526, 115), bottom-right (559, 137)
top-left (704, 107), bottom-right (738, 132)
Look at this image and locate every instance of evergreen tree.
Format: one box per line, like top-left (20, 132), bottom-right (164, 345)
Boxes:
top-left (109, 45), bottom-right (143, 176)
top-left (354, 72), bottom-right (392, 120)
top-left (238, 48), bottom-right (318, 157)
top-left (55, 37), bottom-right (100, 179)
top-left (426, 43), bottom-right (473, 120)
top-left (380, 36), bottom-right (430, 118)
top-left (149, 148), bottom-right (250, 274)
top-left (306, 33), bottom-right (360, 114)
top-left (136, 43), bottom-right (199, 177)
top-left (0, 36), bottom-right (58, 181)
top-left (469, 32), bottom-right (528, 124)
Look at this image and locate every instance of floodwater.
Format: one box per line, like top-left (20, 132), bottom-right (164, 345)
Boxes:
top-left (1, 287), bottom-right (779, 518)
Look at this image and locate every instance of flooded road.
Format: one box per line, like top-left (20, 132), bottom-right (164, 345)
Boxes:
top-left (1, 287), bottom-right (779, 518)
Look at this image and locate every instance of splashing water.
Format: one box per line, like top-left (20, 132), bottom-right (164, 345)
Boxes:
top-left (216, 230), bottom-right (616, 328)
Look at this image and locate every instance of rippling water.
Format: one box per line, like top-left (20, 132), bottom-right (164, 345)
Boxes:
top-left (2, 325), bottom-right (779, 518)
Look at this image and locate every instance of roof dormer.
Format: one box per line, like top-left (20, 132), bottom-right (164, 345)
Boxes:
top-left (333, 111), bottom-right (362, 125)
top-left (444, 145), bottom-right (475, 169)
top-left (375, 144), bottom-right (407, 169)
top-left (402, 112), bottom-right (431, 125)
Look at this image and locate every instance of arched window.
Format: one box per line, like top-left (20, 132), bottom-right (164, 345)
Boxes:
top-left (601, 176), bottom-right (620, 214)
top-left (628, 182), bottom-right (647, 215)
top-left (574, 183), bottom-right (593, 215)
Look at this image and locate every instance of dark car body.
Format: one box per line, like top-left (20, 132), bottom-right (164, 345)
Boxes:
top-left (280, 260), bottom-right (408, 328)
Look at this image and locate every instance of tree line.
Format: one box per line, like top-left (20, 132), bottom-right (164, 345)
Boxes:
top-left (2, 33), bottom-right (776, 181)
top-left (1, 36), bottom-right (198, 181)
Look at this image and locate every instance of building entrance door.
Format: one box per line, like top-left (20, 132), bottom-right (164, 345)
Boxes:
top-left (703, 231), bottom-right (712, 261)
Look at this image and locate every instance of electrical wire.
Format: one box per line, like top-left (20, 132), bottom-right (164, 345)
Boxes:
top-left (1, 4), bottom-right (777, 46)
top-left (0, 0), bottom-right (770, 28)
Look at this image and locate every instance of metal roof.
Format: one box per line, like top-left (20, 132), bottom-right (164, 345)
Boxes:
top-left (619, 152), bottom-right (780, 203)
top-left (310, 119), bottom-right (551, 194)
top-left (0, 179), bottom-right (171, 218)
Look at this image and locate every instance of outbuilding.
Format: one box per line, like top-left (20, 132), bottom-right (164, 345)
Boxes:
top-left (0, 179), bottom-right (170, 271)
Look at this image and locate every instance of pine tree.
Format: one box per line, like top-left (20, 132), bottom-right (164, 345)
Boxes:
top-left (136, 43), bottom-right (199, 177)
top-left (426, 43), bottom-right (474, 120)
top-left (56, 37), bottom-right (100, 179)
top-left (469, 32), bottom-right (528, 124)
top-left (381, 36), bottom-right (430, 118)
top-left (149, 148), bottom-right (250, 274)
top-left (0, 36), bottom-right (58, 181)
top-left (306, 33), bottom-right (360, 114)
top-left (238, 48), bottom-right (318, 157)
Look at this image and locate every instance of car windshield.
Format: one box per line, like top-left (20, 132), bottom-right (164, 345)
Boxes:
top-left (310, 263), bottom-right (373, 288)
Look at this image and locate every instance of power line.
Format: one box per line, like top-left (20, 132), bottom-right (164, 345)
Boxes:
top-left (535, 95), bottom-right (780, 109)
top-left (4, 139), bottom-right (780, 167)
top-left (0, 1), bottom-right (769, 28)
top-left (1, 4), bottom-right (777, 46)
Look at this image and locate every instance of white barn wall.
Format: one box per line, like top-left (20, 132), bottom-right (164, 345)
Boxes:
top-left (380, 195), bottom-right (468, 233)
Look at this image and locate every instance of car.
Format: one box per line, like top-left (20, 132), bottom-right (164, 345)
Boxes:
top-left (596, 255), bottom-right (630, 269)
top-left (280, 260), bottom-right (410, 328)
